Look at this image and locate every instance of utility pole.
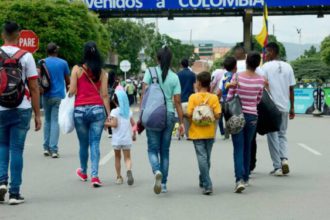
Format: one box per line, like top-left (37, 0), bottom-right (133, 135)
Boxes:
top-left (155, 18), bottom-right (159, 33)
top-left (190, 29), bottom-right (193, 45)
top-left (273, 24), bottom-right (275, 36)
top-left (243, 9), bottom-right (253, 52)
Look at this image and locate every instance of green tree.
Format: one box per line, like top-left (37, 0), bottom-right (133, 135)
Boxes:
top-left (320, 36), bottom-right (330, 66)
top-left (106, 19), bottom-right (145, 75)
top-left (291, 53), bottom-right (330, 81)
top-left (302, 45), bottom-right (317, 58)
top-left (0, 0), bottom-right (109, 66)
top-left (145, 33), bottom-right (195, 71)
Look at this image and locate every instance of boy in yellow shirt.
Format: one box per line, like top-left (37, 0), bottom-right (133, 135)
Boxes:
top-left (186, 71), bottom-right (221, 195)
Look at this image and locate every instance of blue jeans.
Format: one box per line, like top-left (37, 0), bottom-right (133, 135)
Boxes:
top-left (193, 139), bottom-right (214, 189)
top-left (231, 113), bottom-right (257, 182)
top-left (74, 105), bottom-right (105, 178)
top-left (0, 109), bottom-right (32, 195)
top-left (146, 112), bottom-right (175, 184)
top-left (43, 96), bottom-right (61, 153)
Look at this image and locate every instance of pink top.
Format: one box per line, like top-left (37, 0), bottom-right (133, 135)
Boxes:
top-left (227, 73), bottom-right (264, 115)
top-left (75, 71), bottom-right (103, 107)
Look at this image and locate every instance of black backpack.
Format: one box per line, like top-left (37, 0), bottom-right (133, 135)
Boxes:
top-left (0, 48), bottom-right (27, 108)
top-left (38, 59), bottom-right (51, 93)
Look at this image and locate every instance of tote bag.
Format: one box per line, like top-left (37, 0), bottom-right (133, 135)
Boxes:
top-left (223, 74), bottom-right (245, 134)
top-left (257, 89), bottom-right (282, 135)
top-left (58, 93), bottom-right (75, 134)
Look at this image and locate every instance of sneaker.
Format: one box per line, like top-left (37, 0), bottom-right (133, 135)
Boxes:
top-left (76, 168), bottom-right (88, 182)
top-left (234, 180), bottom-right (245, 193)
top-left (91, 177), bottom-right (102, 188)
top-left (161, 184), bottom-right (167, 193)
top-left (281, 159), bottom-right (290, 175)
top-left (203, 188), bottom-right (213, 195)
top-left (9, 194), bottom-right (25, 205)
top-left (43, 150), bottom-right (50, 157)
top-left (0, 185), bottom-right (7, 203)
top-left (108, 134), bottom-right (112, 138)
top-left (153, 171), bottom-right (162, 195)
top-left (270, 169), bottom-right (283, 176)
top-left (116, 176), bottom-right (124, 185)
top-left (127, 170), bottom-right (134, 186)
top-left (244, 181), bottom-right (249, 187)
top-left (51, 152), bottom-right (59, 158)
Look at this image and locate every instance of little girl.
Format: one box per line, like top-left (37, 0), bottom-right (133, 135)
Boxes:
top-left (105, 90), bottom-right (136, 185)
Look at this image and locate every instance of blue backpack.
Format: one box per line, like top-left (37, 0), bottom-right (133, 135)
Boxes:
top-left (140, 67), bottom-right (167, 131)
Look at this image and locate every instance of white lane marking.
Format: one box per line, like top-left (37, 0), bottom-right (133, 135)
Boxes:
top-left (298, 143), bottom-right (322, 156)
top-left (99, 150), bottom-right (114, 166)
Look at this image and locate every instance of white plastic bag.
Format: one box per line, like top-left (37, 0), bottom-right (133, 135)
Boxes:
top-left (58, 93), bottom-right (75, 134)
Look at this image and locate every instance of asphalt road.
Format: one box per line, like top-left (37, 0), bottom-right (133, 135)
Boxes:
top-left (0, 114), bottom-right (329, 220)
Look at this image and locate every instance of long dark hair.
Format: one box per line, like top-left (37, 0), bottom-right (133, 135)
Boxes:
top-left (157, 46), bottom-right (172, 82)
top-left (82, 41), bottom-right (103, 82)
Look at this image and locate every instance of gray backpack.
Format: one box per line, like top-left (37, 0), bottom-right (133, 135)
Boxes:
top-left (140, 67), bottom-right (167, 131)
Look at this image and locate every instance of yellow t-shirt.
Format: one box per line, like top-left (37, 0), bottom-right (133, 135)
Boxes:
top-left (187, 92), bottom-right (221, 140)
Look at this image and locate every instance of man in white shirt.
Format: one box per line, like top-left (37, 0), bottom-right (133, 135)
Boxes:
top-left (262, 42), bottom-right (296, 176)
top-left (0, 21), bottom-right (41, 205)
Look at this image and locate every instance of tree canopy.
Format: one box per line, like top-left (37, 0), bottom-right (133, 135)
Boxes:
top-left (145, 33), bottom-right (195, 72)
top-left (291, 53), bottom-right (330, 81)
top-left (291, 45), bottom-right (330, 81)
top-left (321, 36), bottom-right (330, 66)
top-left (106, 19), bottom-right (145, 74)
top-left (0, 0), bottom-right (109, 66)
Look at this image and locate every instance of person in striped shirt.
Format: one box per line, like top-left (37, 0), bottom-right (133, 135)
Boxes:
top-left (227, 52), bottom-right (265, 193)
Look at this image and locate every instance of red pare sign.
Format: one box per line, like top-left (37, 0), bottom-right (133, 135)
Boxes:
top-left (18, 30), bottom-right (39, 54)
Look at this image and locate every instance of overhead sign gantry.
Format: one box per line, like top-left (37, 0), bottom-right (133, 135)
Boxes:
top-left (85, 0), bottom-right (330, 17)
top-left (84, 0), bottom-right (330, 51)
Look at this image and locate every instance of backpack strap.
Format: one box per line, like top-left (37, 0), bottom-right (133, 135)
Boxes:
top-left (12, 49), bottom-right (28, 60)
top-left (148, 67), bottom-right (159, 84)
top-left (40, 59), bottom-right (51, 78)
top-left (201, 94), bottom-right (211, 105)
top-left (0, 48), bottom-right (10, 60)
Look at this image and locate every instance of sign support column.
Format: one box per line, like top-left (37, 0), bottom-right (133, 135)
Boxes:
top-left (243, 9), bottom-right (253, 52)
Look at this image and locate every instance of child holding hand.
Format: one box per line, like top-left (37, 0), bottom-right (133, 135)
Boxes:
top-left (105, 90), bottom-right (136, 185)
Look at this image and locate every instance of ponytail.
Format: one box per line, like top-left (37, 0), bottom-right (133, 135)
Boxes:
top-left (157, 46), bottom-right (172, 82)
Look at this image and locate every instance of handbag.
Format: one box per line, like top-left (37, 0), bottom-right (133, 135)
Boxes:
top-left (257, 89), bottom-right (282, 135)
top-left (223, 73), bottom-right (245, 134)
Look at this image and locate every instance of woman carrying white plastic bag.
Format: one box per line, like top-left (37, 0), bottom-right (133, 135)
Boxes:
top-left (58, 93), bottom-right (75, 134)
top-left (68, 41), bottom-right (110, 187)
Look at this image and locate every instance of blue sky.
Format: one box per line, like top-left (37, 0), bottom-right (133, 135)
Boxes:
top-left (145, 15), bottom-right (330, 45)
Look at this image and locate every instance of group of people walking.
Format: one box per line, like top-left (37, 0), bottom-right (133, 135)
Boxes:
top-left (0, 20), bottom-right (295, 206)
